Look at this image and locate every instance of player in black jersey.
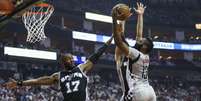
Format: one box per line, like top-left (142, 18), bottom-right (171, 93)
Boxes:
top-left (4, 36), bottom-right (113, 101)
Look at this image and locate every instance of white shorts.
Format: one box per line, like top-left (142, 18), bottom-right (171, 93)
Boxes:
top-left (128, 84), bottom-right (156, 101)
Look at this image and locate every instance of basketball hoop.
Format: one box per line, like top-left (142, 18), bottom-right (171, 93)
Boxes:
top-left (22, 2), bottom-right (54, 43)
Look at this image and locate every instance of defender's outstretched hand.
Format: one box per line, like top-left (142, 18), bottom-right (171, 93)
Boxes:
top-left (3, 79), bottom-right (17, 89)
top-left (134, 2), bottom-right (146, 15)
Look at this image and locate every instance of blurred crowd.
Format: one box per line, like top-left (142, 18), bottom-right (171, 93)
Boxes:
top-left (39, 0), bottom-right (201, 44)
top-left (152, 77), bottom-right (201, 101)
top-left (0, 85), bottom-right (63, 101)
top-left (0, 73), bottom-right (200, 101)
top-left (55, 0), bottom-right (200, 26)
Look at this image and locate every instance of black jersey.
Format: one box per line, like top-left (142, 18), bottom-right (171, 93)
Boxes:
top-left (59, 66), bottom-right (88, 101)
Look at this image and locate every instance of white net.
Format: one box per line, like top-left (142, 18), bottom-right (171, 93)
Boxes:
top-left (22, 3), bottom-right (54, 43)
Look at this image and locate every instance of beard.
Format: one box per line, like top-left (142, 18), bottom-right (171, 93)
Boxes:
top-left (64, 62), bottom-right (75, 70)
top-left (134, 43), bottom-right (143, 51)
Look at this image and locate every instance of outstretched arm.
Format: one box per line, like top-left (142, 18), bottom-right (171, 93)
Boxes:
top-left (112, 9), bottom-right (129, 56)
top-left (115, 21), bottom-right (126, 62)
top-left (134, 2), bottom-right (146, 42)
top-left (79, 36), bottom-right (113, 73)
top-left (21, 73), bottom-right (59, 86)
top-left (4, 72), bottom-right (59, 89)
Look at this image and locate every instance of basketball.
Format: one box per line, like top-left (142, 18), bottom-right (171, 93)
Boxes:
top-left (0, 0), bottom-right (14, 15)
top-left (113, 4), bottom-right (131, 20)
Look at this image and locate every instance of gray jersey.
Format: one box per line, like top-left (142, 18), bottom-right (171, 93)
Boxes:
top-left (118, 47), bottom-right (156, 101)
top-left (126, 47), bottom-right (149, 88)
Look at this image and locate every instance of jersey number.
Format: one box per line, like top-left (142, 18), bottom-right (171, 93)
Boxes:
top-left (65, 80), bottom-right (80, 94)
top-left (142, 66), bottom-right (148, 79)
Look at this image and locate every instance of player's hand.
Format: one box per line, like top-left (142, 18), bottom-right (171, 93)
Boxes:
top-left (111, 7), bottom-right (118, 19)
top-left (134, 2), bottom-right (146, 15)
top-left (3, 79), bottom-right (17, 89)
top-left (112, 8), bottom-right (132, 20)
top-left (112, 6), bottom-right (127, 20)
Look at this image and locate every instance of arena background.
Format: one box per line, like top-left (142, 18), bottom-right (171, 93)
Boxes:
top-left (0, 0), bottom-right (201, 101)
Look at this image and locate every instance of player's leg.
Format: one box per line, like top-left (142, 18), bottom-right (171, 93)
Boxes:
top-left (130, 85), bottom-right (156, 101)
top-left (132, 87), bottom-right (150, 101)
top-left (148, 85), bottom-right (156, 101)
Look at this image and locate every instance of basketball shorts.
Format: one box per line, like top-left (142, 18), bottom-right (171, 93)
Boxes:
top-left (124, 84), bottom-right (156, 101)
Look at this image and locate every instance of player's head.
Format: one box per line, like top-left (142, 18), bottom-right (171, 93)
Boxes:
top-left (61, 53), bottom-right (75, 70)
top-left (134, 37), bottom-right (154, 54)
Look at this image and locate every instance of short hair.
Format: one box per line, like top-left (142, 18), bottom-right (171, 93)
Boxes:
top-left (60, 53), bottom-right (73, 63)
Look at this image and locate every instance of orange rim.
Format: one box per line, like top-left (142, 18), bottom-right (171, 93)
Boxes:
top-left (34, 3), bottom-right (50, 7)
top-left (25, 3), bottom-right (53, 15)
top-left (25, 10), bottom-right (50, 15)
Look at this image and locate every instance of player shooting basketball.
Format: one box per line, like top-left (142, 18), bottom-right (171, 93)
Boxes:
top-left (113, 3), bottom-right (156, 101)
top-left (4, 36), bottom-right (113, 101)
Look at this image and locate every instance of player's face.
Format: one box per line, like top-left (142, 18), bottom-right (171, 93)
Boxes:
top-left (62, 54), bottom-right (75, 70)
top-left (139, 38), bottom-right (149, 54)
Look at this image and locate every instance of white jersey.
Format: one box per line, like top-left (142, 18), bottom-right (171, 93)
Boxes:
top-left (123, 47), bottom-right (156, 101)
top-left (126, 47), bottom-right (149, 88)
top-left (117, 47), bottom-right (156, 101)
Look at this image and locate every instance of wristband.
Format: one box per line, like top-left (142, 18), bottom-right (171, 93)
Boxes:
top-left (88, 44), bottom-right (108, 64)
top-left (17, 81), bottom-right (23, 86)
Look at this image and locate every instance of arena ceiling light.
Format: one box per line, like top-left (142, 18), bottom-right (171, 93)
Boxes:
top-left (195, 24), bottom-right (201, 29)
top-left (72, 31), bottom-right (135, 45)
top-left (85, 12), bottom-right (112, 23)
top-left (4, 46), bottom-right (57, 60)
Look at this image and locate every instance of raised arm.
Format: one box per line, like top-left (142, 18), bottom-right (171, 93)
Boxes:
top-left (115, 21), bottom-right (126, 62)
top-left (4, 72), bottom-right (59, 89)
top-left (79, 36), bottom-right (113, 73)
top-left (134, 2), bottom-right (146, 42)
top-left (112, 9), bottom-right (130, 56)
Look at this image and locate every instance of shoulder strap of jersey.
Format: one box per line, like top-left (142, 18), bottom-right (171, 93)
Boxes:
top-left (130, 54), bottom-right (141, 64)
top-left (129, 54), bottom-right (141, 73)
